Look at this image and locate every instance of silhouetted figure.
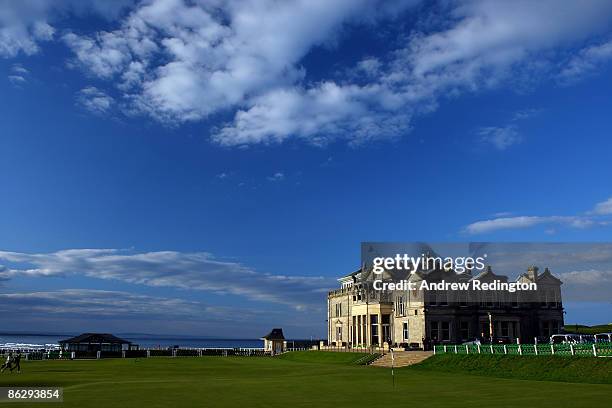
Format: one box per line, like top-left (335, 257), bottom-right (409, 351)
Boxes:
top-left (10, 353), bottom-right (21, 373)
top-left (1, 352), bottom-right (13, 373)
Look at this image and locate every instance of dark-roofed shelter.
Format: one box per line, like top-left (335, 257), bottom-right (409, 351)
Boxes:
top-left (59, 333), bottom-right (137, 353)
top-left (261, 328), bottom-right (286, 355)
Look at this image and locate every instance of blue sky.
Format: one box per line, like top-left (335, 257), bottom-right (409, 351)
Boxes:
top-left (1, 0), bottom-right (612, 338)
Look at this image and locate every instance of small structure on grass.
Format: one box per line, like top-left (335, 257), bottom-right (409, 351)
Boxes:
top-left (59, 333), bottom-right (137, 353)
top-left (261, 328), bottom-right (286, 355)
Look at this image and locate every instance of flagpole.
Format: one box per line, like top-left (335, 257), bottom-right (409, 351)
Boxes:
top-left (391, 348), bottom-right (395, 389)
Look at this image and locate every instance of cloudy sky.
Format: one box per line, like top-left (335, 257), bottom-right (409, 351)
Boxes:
top-left (1, 0), bottom-right (612, 337)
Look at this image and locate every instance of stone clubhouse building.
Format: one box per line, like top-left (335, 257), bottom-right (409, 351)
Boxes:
top-left (327, 265), bottom-right (563, 348)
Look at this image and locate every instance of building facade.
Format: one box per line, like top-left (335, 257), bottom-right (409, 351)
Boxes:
top-left (261, 328), bottom-right (287, 355)
top-left (327, 266), bottom-right (563, 348)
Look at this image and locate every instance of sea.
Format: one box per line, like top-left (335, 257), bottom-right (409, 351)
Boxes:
top-left (0, 334), bottom-right (263, 350)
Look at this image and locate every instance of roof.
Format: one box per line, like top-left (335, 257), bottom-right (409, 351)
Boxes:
top-left (471, 265), bottom-right (508, 282)
top-left (516, 267), bottom-right (563, 285)
top-left (338, 268), bottom-right (362, 282)
top-left (58, 333), bottom-right (131, 344)
top-left (261, 328), bottom-right (285, 340)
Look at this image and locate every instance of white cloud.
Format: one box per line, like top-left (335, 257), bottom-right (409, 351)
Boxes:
top-left (7, 63), bottom-right (30, 86)
top-left (76, 86), bottom-right (114, 115)
top-left (65, 0), bottom-right (612, 145)
top-left (477, 108), bottom-right (540, 150)
top-left (0, 249), bottom-right (332, 310)
top-left (558, 39), bottom-right (612, 83)
top-left (0, 0), bottom-right (132, 58)
top-left (63, 0), bottom-right (417, 126)
top-left (0, 5), bottom-right (54, 58)
top-left (0, 288), bottom-right (289, 335)
top-left (7, 75), bottom-right (26, 85)
top-left (5, 0), bottom-right (612, 146)
top-left (478, 125), bottom-right (521, 150)
top-left (214, 82), bottom-right (411, 146)
top-left (0, 289), bottom-right (205, 318)
top-left (555, 269), bottom-right (612, 302)
top-left (267, 172), bottom-right (285, 182)
top-left (465, 216), bottom-right (546, 234)
top-left (356, 57), bottom-right (382, 77)
top-left (406, 0), bottom-right (612, 79)
top-left (465, 216), bottom-right (598, 234)
top-left (465, 197), bottom-right (612, 234)
top-left (592, 197), bottom-right (612, 215)
top-left (11, 63), bottom-right (28, 74)
top-left (512, 108), bottom-right (540, 121)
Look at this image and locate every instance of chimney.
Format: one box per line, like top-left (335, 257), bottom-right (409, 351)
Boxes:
top-left (527, 266), bottom-right (539, 281)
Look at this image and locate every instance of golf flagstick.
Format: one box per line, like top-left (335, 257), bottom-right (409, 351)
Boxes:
top-left (391, 349), bottom-right (395, 389)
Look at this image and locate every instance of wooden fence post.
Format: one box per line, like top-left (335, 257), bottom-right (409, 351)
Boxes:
top-left (503, 345), bottom-right (507, 355)
top-left (570, 344), bottom-right (575, 356)
top-left (466, 344), bottom-right (469, 354)
top-left (551, 344), bottom-right (555, 355)
top-left (477, 344), bottom-right (481, 354)
top-left (593, 344), bottom-right (598, 357)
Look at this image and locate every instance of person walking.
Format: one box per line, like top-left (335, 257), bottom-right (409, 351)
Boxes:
top-left (1, 352), bottom-right (13, 373)
top-left (10, 353), bottom-right (21, 373)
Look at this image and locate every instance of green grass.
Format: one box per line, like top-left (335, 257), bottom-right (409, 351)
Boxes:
top-left (0, 353), bottom-right (611, 407)
top-left (412, 354), bottom-right (612, 384)
top-left (564, 323), bottom-right (612, 335)
top-left (276, 350), bottom-right (371, 364)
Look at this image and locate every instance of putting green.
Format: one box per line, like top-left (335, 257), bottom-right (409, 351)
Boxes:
top-left (1, 352), bottom-right (610, 407)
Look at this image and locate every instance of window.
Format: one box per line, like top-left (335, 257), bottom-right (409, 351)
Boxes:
top-left (439, 290), bottom-right (448, 306)
top-left (548, 290), bottom-right (559, 308)
top-left (429, 290), bottom-right (437, 305)
top-left (403, 322), bottom-right (409, 341)
top-left (370, 315), bottom-right (379, 345)
top-left (486, 292), bottom-right (494, 307)
top-left (382, 314), bottom-right (391, 344)
top-left (460, 321), bottom-right (469, 341)
top-left (459, 291), bottom-right (468, 307)
top-left (430, 321), bottom-right (439, 341)
top-left (336, 326), bottom-right (342, 341)
top-left (541, 320), bottom-right (551, 337)
top-left (335, 303), bottom-right (342, 317)
top-left (441, 321), bottom-right (450, 341)
top-left (539, 290), bottom-right (547, 307)
top-left (501, 321), bottom-right (509, 337)
top-left (396, 296), bottom-right (406, 316)
top-left (511, 292), bottom-right (519, 308)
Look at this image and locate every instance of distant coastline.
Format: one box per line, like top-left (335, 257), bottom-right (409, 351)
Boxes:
top-left (0, 333), bottom-right (265, 350)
